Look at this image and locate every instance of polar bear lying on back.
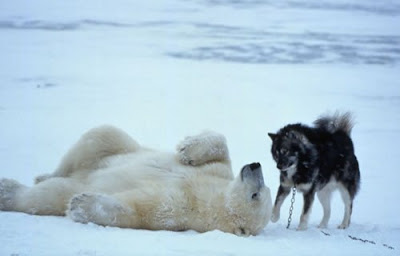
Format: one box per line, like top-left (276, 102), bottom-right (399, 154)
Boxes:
top-left (0, 126), bottom-right (272, 236)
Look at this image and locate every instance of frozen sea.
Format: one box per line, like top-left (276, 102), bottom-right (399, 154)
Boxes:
top-left (0, 0), bottom-right (399, 255)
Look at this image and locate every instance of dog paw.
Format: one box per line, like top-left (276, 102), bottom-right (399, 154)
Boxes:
top-left (296, 223), bottom-right (308, 231)
top-left (318, 223), bottom-right (328, 229)
top-left (270, 212), bottom-right (280, 223)
top-left (0, 178), bottom-right (25, 211)
top-left (318, 222), bottom-right (328, 229)
top-left (337, 223), bottom-right (349, 229)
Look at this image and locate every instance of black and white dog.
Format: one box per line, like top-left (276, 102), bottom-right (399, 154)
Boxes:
top-left (268, 112), bottom-right (360, 230)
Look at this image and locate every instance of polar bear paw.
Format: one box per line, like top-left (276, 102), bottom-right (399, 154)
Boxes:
top-left (0, 178), bottom-right (25, 211)
top-left (234, 227), bottom-right (251, 237)
top-left (67, 193), bottom-right (133, 226)
top-left (34, 174), bottom-right (53, 184)
top-left (177, 143), bottom-right (197, 166)
top-left (176, 131), bottom-right (229, 166)
top-left (67, 193), bottom-right (94, 223)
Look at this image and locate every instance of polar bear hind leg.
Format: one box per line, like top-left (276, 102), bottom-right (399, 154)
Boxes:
top-left (35, 125), bottom-right (140, 184)
top-left (176, 131), bottom-right (230, 166)
top-left (0, 178), bottom-right (27, 211)
top-left (0, 177), bottom-right (84, 215)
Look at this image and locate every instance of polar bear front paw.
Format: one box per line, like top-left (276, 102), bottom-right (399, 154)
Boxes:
top-left (176, 134), bottom-right (206, 166)
top-left (234, 227), bottom-right (251, 237)
top-left (177, 143), bottom-right (198, 166)
top-left (176, 132), bottom-right (229, 166)
top-left (67, 193), bottom-right (95, 223)
top-left (67, 193), bottom-right (133, 227)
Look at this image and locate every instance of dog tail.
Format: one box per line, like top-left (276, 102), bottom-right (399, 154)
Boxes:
top-left (314, 111), bottom-right (354, 135)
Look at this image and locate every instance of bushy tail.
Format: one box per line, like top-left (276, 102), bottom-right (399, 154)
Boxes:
top-left (313, 111), bottom-right (354, 135)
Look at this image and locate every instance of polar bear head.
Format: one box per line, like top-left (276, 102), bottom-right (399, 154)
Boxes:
top-left (225, 162), bottom-right (272, 236)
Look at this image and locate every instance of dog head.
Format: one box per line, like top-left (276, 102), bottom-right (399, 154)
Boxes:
top-left (268, 129), bottom-right (314, 174)
top-left (268, 132), bottom-right (299, 173)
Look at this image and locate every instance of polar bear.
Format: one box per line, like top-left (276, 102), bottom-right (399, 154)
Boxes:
top-left (0, 126), bottom-right (272, 236)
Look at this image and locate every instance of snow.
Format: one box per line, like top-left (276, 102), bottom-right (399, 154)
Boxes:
top-left (0, 0), bottom-right (399, 255)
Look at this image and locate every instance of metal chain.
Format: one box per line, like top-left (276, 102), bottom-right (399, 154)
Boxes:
top-left (321, 230), bottom-right (395, 250)
top-left (286, 186), bottom-right (297, 229)
top-left (348, 235), bottom-right (395, 250)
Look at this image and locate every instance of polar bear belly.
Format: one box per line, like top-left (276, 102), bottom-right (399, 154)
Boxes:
top-left (86, 150), bottom-right (184, 194)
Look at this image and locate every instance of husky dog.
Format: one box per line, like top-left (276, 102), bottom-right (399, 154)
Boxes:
top-left (268, 112), bottom-right (360, 230)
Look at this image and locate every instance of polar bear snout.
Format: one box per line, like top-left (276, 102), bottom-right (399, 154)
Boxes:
top-left (240, 162), bottom-right (265, 189)
top-left (249, 162), bottom-right (261, 170)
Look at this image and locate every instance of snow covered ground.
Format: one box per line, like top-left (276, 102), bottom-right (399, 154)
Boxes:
top-left (0, 0), bottom-right (399, 255)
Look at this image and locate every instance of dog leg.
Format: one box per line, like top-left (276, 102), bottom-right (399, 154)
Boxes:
top-left (271, 185), bottom-right (291, 223)
top-left (338, 184), bottom-right (352, 229)
top-left (317, 187), bottom-right (333, 228)
top-left (297, 190), bottom-right (315, 231)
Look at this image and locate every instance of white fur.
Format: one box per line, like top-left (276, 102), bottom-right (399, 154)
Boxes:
top-left (283, 165), bottom-right (297, 181)
top-left (317, 178), bottom-right (337, 228)
top-left (0, 126), bottom-right (272, 236)
top-left (270, 191), bottom-right (287, 223)
top-left (338, 183), bottom-right (352, 229)
top-left (270, 166), bottom-right (297, 224)
top-left (296, 183), bottom-right (312, 193)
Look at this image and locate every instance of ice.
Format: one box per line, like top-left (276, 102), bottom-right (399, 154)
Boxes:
top-left (0, 0), bottom-right (399, 255)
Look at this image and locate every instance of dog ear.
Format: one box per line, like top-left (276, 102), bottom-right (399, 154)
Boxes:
top-left (268, 133), bottom-right (277, 141)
